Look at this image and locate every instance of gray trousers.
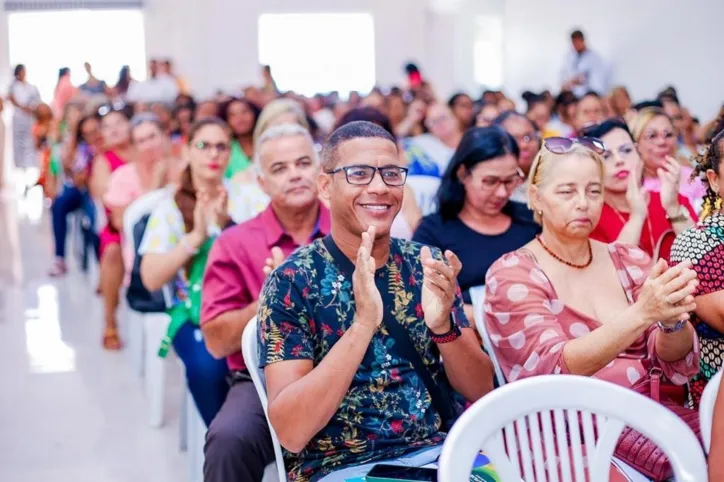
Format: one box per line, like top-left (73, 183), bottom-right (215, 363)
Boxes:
top-left (203, 376), bottom-right (275, 482)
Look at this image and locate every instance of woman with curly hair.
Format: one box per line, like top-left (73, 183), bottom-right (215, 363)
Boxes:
top-left (669, 128), bottom-right (724, 408)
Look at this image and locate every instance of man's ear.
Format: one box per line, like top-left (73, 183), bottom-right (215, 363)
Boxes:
top-left (318, 171), bottom-right (331, 203)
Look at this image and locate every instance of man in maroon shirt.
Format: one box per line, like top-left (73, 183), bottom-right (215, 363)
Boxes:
top-left (201, 123), bottom-right (331, 482)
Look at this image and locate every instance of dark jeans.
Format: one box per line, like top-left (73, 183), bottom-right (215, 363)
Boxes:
top-left (204, 373), bottom-right (275, 482)
top-left (51, 185), bottom-right (97, 259)
top-left (172, 322), bottom-right (229, 426)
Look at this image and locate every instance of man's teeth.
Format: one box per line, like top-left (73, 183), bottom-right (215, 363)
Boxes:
top-left (362, 204), bottom-right (389, 210)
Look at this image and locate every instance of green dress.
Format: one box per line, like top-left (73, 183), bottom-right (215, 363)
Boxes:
top-left (224, 140), bottom-right (252, 179)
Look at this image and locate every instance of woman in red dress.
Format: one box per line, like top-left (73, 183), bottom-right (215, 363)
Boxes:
top-left (584, 119), bottom-right (696, 260)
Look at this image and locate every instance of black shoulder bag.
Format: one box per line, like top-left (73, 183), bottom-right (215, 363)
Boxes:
top-left (322, 235), bottom-right (456, 430)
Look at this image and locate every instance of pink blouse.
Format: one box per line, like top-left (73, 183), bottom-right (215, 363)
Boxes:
top-left (484, 243), bottom-right (699, 388)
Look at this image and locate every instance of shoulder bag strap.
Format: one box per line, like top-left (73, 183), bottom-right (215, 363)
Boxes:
top-left (322, 235), bottom-right (455, 428)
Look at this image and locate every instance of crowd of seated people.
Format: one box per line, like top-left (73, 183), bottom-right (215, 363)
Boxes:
top-left (8, 50), bottom-right (724, 482)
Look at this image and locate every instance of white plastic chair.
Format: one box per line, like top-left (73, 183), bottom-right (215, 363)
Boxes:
top-left (123, 188), bottom-right (172, 377)
top-left (242, 317), bottom-right (286, 482)
top-left (700, 369), bottom-right (723, 453)
top-left (469, 285), bottom-right (507, 387)
top-left (438, 375), bottom-right (707, 482)
top-left (184, 377), bottom-right (206, 482)
top-left (122, 188), bottom-right (174, 427)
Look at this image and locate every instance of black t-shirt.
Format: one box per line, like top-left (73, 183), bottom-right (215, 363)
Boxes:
top-left (412, 203), bottom-right (540, 304)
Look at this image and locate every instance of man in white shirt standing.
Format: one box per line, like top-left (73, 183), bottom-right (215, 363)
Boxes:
top-left (560, 30), bottom-right (609, 97)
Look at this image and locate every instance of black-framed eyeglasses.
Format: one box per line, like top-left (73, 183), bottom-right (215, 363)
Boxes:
top-left (543, 136), bottom-right (606, 155)
top-left (325, 164), bottom-right (409, 186)
top-left (194, 141), bottom-right (230, 153)
top-left (473, 168), bottom-right (525, 191)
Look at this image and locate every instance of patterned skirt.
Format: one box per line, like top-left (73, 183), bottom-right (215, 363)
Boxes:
top-left (688, 336), bottom-right (724, 409)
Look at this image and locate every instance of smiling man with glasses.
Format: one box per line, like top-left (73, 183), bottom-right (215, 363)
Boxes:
top-left (257, 121), bottom-right (494, 481)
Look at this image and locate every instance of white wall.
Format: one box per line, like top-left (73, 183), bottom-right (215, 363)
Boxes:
top-left (502, 0), bottom-right (724, 120)
top-left (144, 0), bottom-right (430, 99)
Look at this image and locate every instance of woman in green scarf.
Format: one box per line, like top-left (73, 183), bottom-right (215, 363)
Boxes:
top-left (138, 118), bottom-right (268, 425)
top-left (219, 98), bottom-right (261, 181)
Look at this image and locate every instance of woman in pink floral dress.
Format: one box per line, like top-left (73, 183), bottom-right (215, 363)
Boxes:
top-left (485, 137), bottom-right (700, 481)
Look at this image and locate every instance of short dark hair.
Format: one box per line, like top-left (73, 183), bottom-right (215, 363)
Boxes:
top-left (437, 127), bottom-right (520, 220)
top-left (633, 100), bottom-right (663, 111)
top-left (447, 92), bottom-right (470, 109)
top-left (494, 110), bottom-right (540, 133)
top-left (322, 121), bottom-right (397, 171)
top-left (581, 118), bottom-right (633, 141)
top-left (13, 64), bottom-right (25, 79)
top-left (571, 30), bottom-right (584, 40)
top-left (334, 107), bottom-right (394, 138)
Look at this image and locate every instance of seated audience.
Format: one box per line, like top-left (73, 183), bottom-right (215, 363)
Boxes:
top-left (334, 107), bottom-right (423, 238)
top-left (670, 130), bottom-right (724, 408)
top-left (200, 123), bottom-right (328, 482)
top-left (573, 91), bottom-right (605, 133)
top-left (413, 127), bottom-right (538, 316)
top-left (548, 90), bottom-right (577, 138)
top-left (608, 86), bottom-right (635, 121)
top-left (447, 92), bottom-right (474, 131)
top-left (494, 111), bottom-right (541, 203)
top-left (89, 104), bottom-right (135, 350)
top-left (404, 102), bottom-right (461, 178)
top-left (630, 107), bottom-right (706, 210)
top-left (485, 137), bottom-right (699, 480)
top-left (219, 98), bottom-right (261, 180)
top-left (258, 121), bottom-right (494, 481)
top-left (195, 99), bottom-right (219, 120)
top-left (138, 118), bottom-right (268, 425)
top-left (585, 119), bottom-right (695, 258)
top-left (524, 93), bottom-right (556, 139)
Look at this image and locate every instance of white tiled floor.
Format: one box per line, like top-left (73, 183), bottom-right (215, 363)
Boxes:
top-left (0, 187), bottom-right (187, 482)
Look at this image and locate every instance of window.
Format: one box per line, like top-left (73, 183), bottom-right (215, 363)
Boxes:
top-left (473, 15), bottom-right (504, 89)
top-left (258, 13), bottom-right (375, 98)
top-left (7, 9), bottom-right (147, 102)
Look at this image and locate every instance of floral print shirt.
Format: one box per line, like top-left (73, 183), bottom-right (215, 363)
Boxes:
top-left (258, 237), bottom-right (469, 482)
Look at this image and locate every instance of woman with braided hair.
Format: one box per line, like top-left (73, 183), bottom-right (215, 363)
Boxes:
top-left (669, 129), bottom-right (724, 408)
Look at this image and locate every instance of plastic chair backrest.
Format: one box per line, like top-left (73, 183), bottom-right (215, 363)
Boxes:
top-left (700, 369), bottom-right (723, 453)
top-left (123, 188), bottom-right (175, 307)
top-left (242, 318), bottom-right (287, 482)
top-left (469, 285), bottom-right (507, 387)
top-left (438, 375), bottom-right (707, 482)
top-left (405, 175), bottom-right (440, 216)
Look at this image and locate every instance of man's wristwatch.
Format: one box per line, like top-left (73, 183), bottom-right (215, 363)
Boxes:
top-left (657, 319), bottom-right (688, 334)
top-left (429, 313), bottom-right (462, 344)
top-left (666, 205), bottom-right (690, 223)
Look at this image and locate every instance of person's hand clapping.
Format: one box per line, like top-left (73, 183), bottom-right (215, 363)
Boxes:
top-left (208, 186), bottom-right (230, 229)
top-left (626, 162), bottom-right (649, 221)
top-left (352, 226), bottom-right (383, 331)
top-left (263, 247), bottom-right (285, 277)
top-left (635, 259), bottom-right (698, 326)
top-left (658, 156), bottom-right (682, 216)
top-left (421, 247), bottom-right (463, 334)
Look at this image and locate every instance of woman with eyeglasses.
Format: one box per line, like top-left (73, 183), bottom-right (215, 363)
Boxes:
top-left (413, 127), bottom-right (539, 320)
top-left (485, 136), bottom-right (700, 480)
top-left (138, 118), bottom-right (267, 425)
top-left (89, 104), bottom-right (135, 350)
top-left (494, 111), bottom-right (542, 204)
top-left (629, 107), bottom-right (706, 211)
top-left (584, 119), bottom-right (695, 259)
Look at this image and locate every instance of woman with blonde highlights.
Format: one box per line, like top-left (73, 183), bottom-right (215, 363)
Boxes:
top-left (486, 135), bottom-right (700, 480)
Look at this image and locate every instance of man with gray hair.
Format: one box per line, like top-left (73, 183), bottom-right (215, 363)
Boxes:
top-left (200, 123), bottom-right (331, 481)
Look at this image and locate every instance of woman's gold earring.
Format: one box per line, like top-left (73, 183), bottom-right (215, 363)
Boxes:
top-left (537, 210), bottom-right (543, 216)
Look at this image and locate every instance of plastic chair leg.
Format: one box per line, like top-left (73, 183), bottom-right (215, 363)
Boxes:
top-left (127, 310), bottom-right (145, 378)
top-left (143, 313), bottom-right (170, 428)
top-left (179, 382), bottom-right (188, 452)
top-left (186, 386), bottom-right (205, 482)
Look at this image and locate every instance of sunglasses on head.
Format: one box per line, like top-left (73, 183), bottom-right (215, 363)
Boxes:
top-left (98, 102), bottom-right (128, 117)
top-left (543, 136), bottom-right (606, 155)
